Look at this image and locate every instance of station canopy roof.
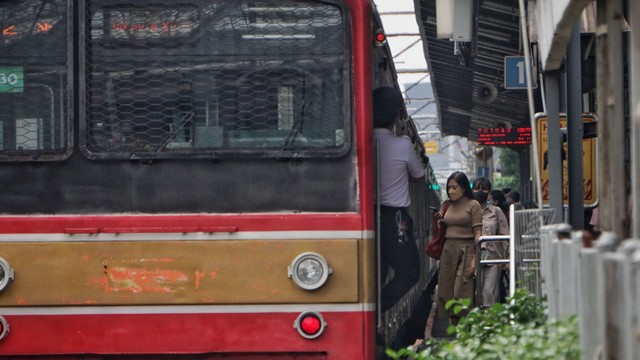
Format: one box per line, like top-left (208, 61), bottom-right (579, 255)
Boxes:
top-left (414, 0), bottom-right (543, 141)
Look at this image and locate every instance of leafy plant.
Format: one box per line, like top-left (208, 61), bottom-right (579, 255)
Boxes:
top-left (493, 176), bottom-right (518, 193)
top-left (386, 289), bottom-right (580, 360)
top-left (494, 148), bottom-right (521, 191)
top-left (499, 148), bottom-right (520, 178)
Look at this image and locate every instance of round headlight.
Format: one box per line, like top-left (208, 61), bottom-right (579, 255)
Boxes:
top-left (287, 252), bottom-right (332, 290)
top-left (0, 257), bottom-right (14, 293)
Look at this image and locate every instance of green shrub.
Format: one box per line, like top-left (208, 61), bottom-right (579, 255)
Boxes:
top-left (386, 289), bottom-right (580, 360)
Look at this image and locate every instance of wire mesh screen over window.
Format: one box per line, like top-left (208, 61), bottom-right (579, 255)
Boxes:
top-left (83, 0), bottom-right (348, 159)
top-left (0, 0), bottom-right (71, 161)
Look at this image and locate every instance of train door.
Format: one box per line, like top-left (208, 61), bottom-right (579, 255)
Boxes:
top-left (370, 11), bottom-right (436, 352)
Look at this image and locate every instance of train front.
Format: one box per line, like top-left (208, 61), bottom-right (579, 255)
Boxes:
top-left (0, 0), bottom-right (378, 358)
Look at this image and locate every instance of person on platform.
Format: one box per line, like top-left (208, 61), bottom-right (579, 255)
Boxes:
top-left (489, 190), bottom-right (510, 222)
top-left (435, 171), bottom-right (482, 325)
top-left (473, 177), bottom-right (509, 308)
top-left (507, 190), bottom-right (524, 210)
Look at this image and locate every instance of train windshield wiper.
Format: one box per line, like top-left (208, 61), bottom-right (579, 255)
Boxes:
top-left (157, 111), bottom-right (195, 152)
top-left (282, 99), bottom-right (311, 151)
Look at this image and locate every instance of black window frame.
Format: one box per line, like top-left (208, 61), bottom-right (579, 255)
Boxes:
top-left (78, 0), bottom-right (352, 161)
top-left (0, 0), bottom-right (74, 162)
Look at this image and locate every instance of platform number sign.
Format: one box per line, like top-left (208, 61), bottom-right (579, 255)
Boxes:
top-left (0, 67), bottom-right (23, 93)
top-left (504, 56), bottom-right (536, 89)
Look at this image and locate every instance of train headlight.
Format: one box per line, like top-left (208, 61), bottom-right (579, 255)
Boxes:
top-left (0, 257), bottom-right (14, 293)
top-left (0, 316), bottom-right (9, 341)
top-left (294, 311), bottom-right (326, 339)
top-left (287, 252), bottom-right (332, 290)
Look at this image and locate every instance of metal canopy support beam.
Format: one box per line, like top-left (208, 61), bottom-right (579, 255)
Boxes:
top-left (519, 0), bottom-right (543, 209)
top-left (630, 0), bottom-right (640, 238)
top-left (545, 71), bottom-right (564, 218)
top-left (567, 20), bottom-right (584, 229)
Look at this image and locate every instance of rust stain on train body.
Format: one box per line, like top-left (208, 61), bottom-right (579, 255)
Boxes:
top-left (104, 266), bottom-right (189, 293)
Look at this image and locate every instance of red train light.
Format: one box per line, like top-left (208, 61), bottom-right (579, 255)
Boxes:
top-left (0, 316), bottom-right (9, 340)
top-left (301, 315), bottom-right (321, 334)
top-left (294, 311), bottom-right (326, 339)
top-left (374, 29), bottom-right (386, 46)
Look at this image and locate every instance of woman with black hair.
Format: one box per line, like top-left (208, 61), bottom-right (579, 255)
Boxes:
top-left (489, 190), bottom-right (510, 222)
top-left (434, 171), bottom-right (483, 325)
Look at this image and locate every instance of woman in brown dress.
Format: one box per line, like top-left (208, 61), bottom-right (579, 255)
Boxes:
top-left (434, 171), bottom-right (483, 325)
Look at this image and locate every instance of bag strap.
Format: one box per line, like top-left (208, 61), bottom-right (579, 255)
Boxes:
top-left (441, 200), bottom-right (451, 215)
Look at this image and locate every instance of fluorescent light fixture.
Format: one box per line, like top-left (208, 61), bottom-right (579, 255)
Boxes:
top-left (436, 0), bottom-right (454, 39)
top-left (436, 0), bottom-right (473, 42)
top-left (242, 34), bottom-right (315, 40)
top-left (452, 0), bottom-right (473, 42)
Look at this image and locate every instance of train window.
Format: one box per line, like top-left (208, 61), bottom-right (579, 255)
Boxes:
top-left (0, 0), bottom-right (72, 161)
top-left (81, 0), bottom-right (350, 160)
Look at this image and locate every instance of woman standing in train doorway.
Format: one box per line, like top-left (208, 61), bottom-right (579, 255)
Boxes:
top-left (435, 171), bottom-right (483, 325)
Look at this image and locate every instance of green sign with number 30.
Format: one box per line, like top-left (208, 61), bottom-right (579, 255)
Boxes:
top-left (0, 67), bottom-right (24, 93)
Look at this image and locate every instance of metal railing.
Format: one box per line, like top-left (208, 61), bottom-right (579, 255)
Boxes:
top-left (475, 235), bottom-right (510, 307)
top-left (510, 206), bottom-right (558, 297)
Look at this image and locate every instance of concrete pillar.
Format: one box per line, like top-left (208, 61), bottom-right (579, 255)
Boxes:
top-left (596, 0), bottom-right (626, 235)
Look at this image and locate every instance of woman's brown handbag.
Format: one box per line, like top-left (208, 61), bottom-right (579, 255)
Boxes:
top-left (425, 201), bottom-right (451, 259)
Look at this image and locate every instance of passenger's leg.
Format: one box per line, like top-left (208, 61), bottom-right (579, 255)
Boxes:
top-left (381, 212), bottom-right (419, 311)
top-left (451, 242), bottom-right (476, 321)
top-left (482, 264), bottom-right (500, 308)
top-left (437, 241), bottom-right (458, 317)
